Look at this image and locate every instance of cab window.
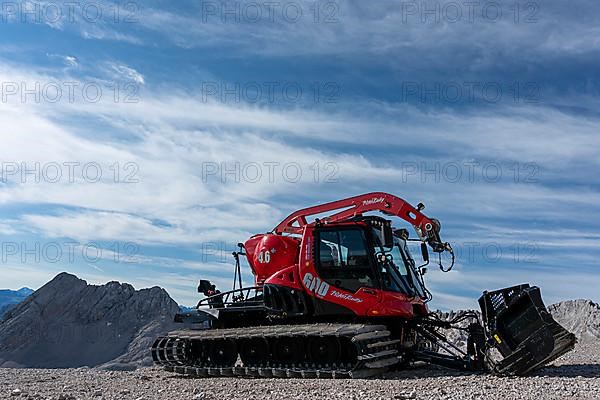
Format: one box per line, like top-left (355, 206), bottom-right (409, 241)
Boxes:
top-left (316, 228), bottom-right (376, 292)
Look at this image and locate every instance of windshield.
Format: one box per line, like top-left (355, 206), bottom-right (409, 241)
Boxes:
top-left (372, 228), bottom-right (427, 298)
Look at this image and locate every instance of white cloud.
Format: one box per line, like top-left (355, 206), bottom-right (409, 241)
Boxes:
top-left (2, 61), bottom-right (600, 243)
top-left (63, 56), bottom-right (79, 68)
top-left (107, 63), bottom-right (145, 85)
top-left (46, 54), bottom-right (79, 68)
top-left (3, 1), bottom-right (142, 44)
top-left (21, 211), bottom-right (256, 245)
top-left (131, 0), bottom-right (600, 63)
top-left (80, 28), bottom-right (142, 45)
top-left (0, 222), bottom-right (18, 235)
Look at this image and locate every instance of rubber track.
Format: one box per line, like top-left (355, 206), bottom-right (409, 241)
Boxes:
top-left (151, 323), bottom-right (399, 378)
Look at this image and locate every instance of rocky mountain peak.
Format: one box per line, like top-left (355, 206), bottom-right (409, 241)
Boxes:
top-left (0, 272), bottom-right (180, 370)
top-left (48, 271), bottom-right (86, 286)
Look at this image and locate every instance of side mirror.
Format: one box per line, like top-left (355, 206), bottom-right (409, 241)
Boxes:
top-left (371, 220), bottom-right (394, 248)
top-left (421, 242), bottom-right (430, 263)
top-left (382, 224), bottom-right (394, 248)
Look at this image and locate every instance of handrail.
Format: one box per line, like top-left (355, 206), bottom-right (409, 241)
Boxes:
top-left (196, 286), bottom-right (263, 309)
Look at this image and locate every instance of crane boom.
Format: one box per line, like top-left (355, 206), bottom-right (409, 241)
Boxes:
top-left (273, 192), bottom-right (446, 251)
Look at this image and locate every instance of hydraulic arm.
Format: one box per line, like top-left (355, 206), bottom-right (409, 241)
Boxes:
top-left (274, 192), bottom-right (448, 252)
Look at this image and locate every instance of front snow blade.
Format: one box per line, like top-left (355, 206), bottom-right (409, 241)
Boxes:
top-left (478, 284), bottom-right (576, 376)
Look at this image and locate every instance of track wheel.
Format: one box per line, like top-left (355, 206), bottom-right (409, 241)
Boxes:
top-left (240, 338), bottom-right (269, 366)
top-left (308, 336), bottom-right (341, 367)
top-left (207, 339), bottom-right (238, 367)
top-left (273, 337), bottom-right (304, 366)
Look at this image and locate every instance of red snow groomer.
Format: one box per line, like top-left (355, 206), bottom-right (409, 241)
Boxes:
top-left (152, 192), bottom-right (576, 378)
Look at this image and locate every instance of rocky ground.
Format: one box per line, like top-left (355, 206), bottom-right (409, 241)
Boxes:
top-left (1, 341), bottom-right (598, 400)
top-left (1, 276), bottom-right (598, 400)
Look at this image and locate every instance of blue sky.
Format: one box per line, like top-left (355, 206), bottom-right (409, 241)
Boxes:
top-left (0, 0), bottom-right (599, 309)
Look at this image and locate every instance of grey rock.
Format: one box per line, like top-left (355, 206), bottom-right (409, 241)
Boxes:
top-left (549, 299), bottom-right (600, 342)
top-left (0, 272), bottom-right (180, 369)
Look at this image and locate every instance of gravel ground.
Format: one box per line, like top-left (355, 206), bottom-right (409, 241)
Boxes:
top-left (1, 342), bottom-right (598, 400)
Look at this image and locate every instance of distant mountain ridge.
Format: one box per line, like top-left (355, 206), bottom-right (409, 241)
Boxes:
top-left (0, 272), bottom-right (180, 370)
top-left (549, 299), bottom-right (600, 342)
top-left (0, 287), bottom-right (34, 319)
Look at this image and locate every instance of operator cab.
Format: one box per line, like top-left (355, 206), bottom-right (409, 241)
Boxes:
top-left (315, 217), bottom-right (428, 300)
